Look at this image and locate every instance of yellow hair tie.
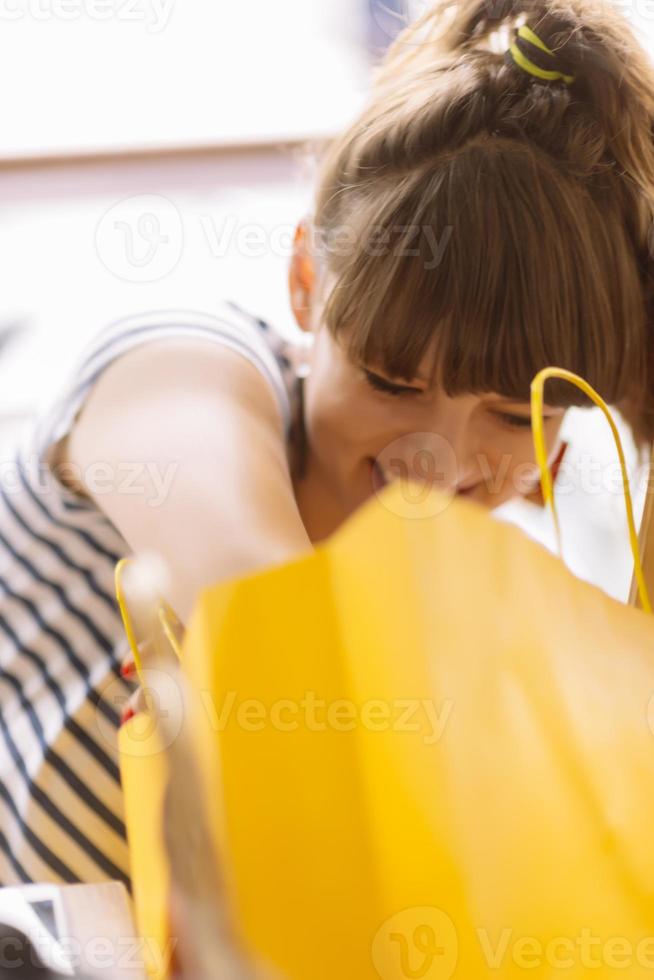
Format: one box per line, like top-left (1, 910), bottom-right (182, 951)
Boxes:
top-left (507, 24), bottom-right (575, 87)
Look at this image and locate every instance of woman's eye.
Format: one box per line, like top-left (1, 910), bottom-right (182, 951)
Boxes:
top-left (363, 370), bottom-right (420, 397)
top-left (495, 412), bottom-right (534, 428)
top-left (495, 412), bottom-right (559, 429)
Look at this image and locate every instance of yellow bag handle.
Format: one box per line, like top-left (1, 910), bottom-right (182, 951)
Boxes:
top-left (530, 367), bottom-right (652, 614)
top-left (114, 557), bottom-right (184, 680)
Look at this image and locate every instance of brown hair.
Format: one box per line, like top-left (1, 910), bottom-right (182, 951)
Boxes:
top-left (307, 0), bottom-right (654, 450)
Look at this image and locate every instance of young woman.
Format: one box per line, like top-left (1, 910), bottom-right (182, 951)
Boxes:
top-left (1, 0), bottom-right (653, 898)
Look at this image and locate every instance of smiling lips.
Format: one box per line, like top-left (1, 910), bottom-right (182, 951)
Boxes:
top-left (368, 457), bottom-right (478, 497)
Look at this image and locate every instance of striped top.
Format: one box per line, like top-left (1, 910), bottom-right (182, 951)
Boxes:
top-left (0, 302), bottom-right (302, 888)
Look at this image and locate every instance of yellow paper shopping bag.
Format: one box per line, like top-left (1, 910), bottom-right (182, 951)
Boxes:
top-left (119, 368), bottom-right (654, 979)
top-left (175, 475), bottom-right (654, 980)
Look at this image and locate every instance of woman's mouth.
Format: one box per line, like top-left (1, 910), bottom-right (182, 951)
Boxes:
top-left (368, 456), bottom-right (478, 498)
top-left (369, 457), bottom-right (390, 494)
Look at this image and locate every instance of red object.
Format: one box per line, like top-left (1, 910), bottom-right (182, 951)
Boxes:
top-left (525, 440), bottom-right (569, 507)
top-left (120, 660), bottom-right (136, 679)
top-left (120, 705), bottom-right (136, 727)
top-left (551, 440), bottom-right (569, 480)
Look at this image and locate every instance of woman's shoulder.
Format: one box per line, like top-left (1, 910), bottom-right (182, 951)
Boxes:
top-left (213, 299), bottom-right (301, 402)
top-left (29, 300), bottom-right (301, 465)
top-left (77, 300), bottom-right (300, 404)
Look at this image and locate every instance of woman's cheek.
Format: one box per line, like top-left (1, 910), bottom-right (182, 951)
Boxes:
top-left (471, 436), bottom-right (539, 503)
top-left (510, 456), bottom-right (543, 496)
top-left (480, 426), bottom-right (566, 503)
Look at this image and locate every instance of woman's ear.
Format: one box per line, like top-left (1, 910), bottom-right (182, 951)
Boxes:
top-left (289, 217), bottom-right (317, 333)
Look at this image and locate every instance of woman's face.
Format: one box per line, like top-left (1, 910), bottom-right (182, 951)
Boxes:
top-left (288, 223), bottom-right (567, 528)
top-left (299, 321), bottom-right (567, 517)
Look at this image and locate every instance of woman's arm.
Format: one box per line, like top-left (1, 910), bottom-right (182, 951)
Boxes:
top-left (57, 336), bottom-right (313, 624)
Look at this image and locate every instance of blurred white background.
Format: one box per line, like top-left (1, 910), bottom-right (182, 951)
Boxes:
top-left (1, 0), bottom-right (369, 158)
top-left (1, 0), bottom-right (653, 604)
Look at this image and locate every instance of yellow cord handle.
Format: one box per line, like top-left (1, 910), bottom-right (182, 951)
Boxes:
top-left (158, 599), bottom-right (184, 660)
top-left (530, 367), bottom-right (652, 614)
top-left (114, 557), bottom-right (184, 680)
top-left (114, 557), bottom-right (144, 677)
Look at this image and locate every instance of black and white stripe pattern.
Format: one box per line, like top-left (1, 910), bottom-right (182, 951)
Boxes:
top-left (0, 302), bottom-right (299, 887)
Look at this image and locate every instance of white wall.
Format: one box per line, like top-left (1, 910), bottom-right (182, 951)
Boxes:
top-left (0, 0), bottom-right (369, 159)
top-left (0, 145), bottom-right (317, 425)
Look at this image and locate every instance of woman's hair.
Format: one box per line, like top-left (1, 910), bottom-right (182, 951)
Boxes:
top-left (307, 0), bottom-right (654, 449)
